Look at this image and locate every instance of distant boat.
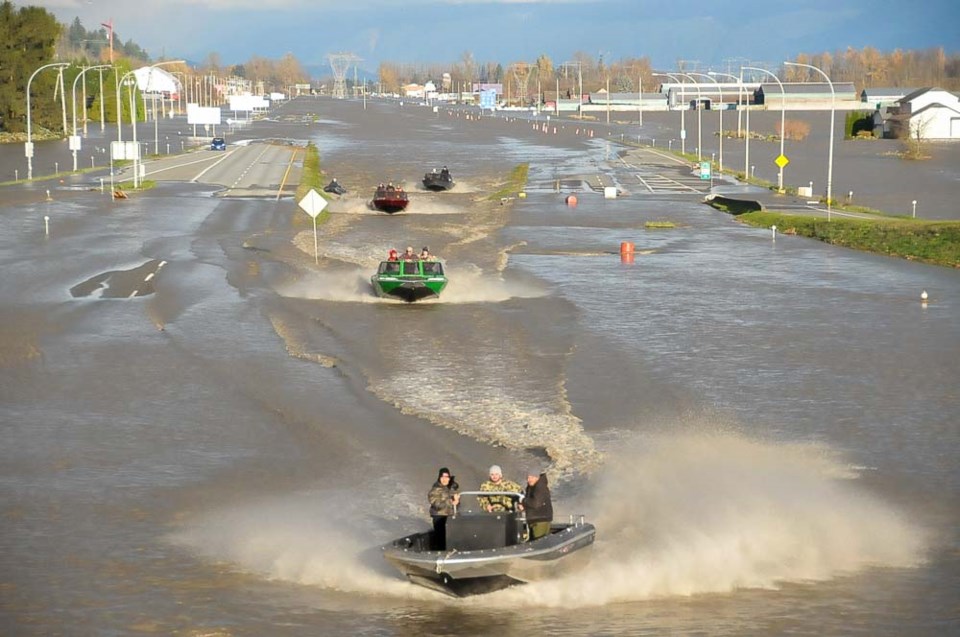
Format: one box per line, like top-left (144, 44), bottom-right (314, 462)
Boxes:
top-left (323, 179), bottom-right (347, 195)
top-left (423, 167), bottom-right (454, 191)
top-left (371, 184), bottom-right (409, 213)
top-left (371, 259), bottom-right (447, 302)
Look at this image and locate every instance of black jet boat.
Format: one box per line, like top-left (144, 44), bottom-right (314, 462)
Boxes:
top-left (323, 179), bottom-right (347, 195)
top-left (422, 167), bottom-right (454, 191)
top-left (383, 491), bottom-right (595, 596)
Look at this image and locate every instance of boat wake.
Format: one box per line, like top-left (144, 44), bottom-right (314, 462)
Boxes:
top-left (490, 432), bottom-right (930, 607)
top-left (168, 432), bottom-right (926, 606)
top-left (168, 488), bottom-right (440, 601)
top-left (277, 265), bottom-right (547, 305)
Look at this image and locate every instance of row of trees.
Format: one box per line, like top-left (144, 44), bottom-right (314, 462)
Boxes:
top-left (373, 46), bottom-right (959, 97)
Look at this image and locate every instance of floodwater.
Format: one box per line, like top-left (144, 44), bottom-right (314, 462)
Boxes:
top-left (1, 98), bottom-right (958, 635)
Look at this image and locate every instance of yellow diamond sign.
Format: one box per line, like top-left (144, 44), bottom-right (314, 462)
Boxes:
top-left (775, 154), bottom-right (789, 169)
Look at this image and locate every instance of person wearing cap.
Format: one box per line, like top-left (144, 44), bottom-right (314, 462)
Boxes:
top-left (428, 467), bottom-right (460, 550)
top-left (478, 465), bottom-right (522, 513)
top-left (520, 468), bottom-right (553, 540)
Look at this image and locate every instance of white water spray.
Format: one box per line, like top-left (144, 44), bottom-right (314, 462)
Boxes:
top-left (496, 432), bottom-right (929, 607)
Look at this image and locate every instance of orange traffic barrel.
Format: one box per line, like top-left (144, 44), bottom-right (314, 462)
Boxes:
top-left (620, 241), bottom-right (635, 254)
top-left (566, 195), bottom-right (578, 207)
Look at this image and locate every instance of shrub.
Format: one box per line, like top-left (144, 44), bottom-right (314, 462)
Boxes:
top-left (779, 119), bottom-right (810, 141)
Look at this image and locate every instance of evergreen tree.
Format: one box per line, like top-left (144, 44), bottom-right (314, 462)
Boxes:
top-left (0, 1), bottom-right (62, 134)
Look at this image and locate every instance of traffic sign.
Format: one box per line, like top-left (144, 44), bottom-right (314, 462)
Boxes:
top-left (775, 154), bottom-right (789, 169)
top-left (700, 161), bottom-right (711, 180)
top-left (298, 189), bottom-right (328, 218)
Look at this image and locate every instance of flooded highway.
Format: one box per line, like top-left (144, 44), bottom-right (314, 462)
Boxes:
top-left (1, 96), bottom-right (957, 635)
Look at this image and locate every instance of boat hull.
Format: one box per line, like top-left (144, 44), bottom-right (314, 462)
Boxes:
top-left (422, 174), bottom-right (454, 191)
top-left (371, 278), bottom-right (446, 302)
top-left (371, 198), bottom-right (409, 213)
top-left (383, 521), bottom-right (596, 596)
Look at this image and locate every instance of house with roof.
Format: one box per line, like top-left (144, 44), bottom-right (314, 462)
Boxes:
top-left (886, 88), bottom-right (960, 140)
top-left (861, 87), bottom-right (920, 108)
top-left (756, 82), bottom-right (858, 110)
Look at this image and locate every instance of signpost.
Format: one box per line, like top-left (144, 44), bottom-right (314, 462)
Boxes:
top-left (700, 161), bottom-right (711, 180)
top-left (298, 189), bottom-right (328, 264)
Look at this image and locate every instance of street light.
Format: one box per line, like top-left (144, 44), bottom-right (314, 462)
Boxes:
top-left (785, 61), bottom-right (835, 218)
top-left (653, 72), bottom-right (686, 155)
top-left (25, 62), bottom-right (69, 180)
top-left (675, 72), bottom-right (703, 161)
top-left (690, 72), bottom-right (722, 171)
top-left (743, 66), bottom-right (787, 192)
top-left (71, 65), bottom-right (111, 171)
top-left (710, 71), bottom-right (743, 137)
top-left (559, 61), bottom-right (583, 118)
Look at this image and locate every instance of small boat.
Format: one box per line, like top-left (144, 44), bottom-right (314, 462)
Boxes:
top-left (371, 259), bottom-right (448, 302)
top-left (422, 167), bottom-right (454, 191)
top-left (371, 184), bottom-right (409, 213)
top-left (383, 490), bottom-right (595, 596)
top-left (323, 179), bottom-right (347, 195)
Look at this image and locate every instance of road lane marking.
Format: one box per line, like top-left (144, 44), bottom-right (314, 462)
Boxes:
top-left (190, 150), bottom-right (238, 183)
top-left (277, 147), bottom-right (301, 200)
top-left (145, 151), bottom-right (236, 177)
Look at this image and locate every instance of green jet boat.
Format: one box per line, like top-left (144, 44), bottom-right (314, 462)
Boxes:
top-left (371, 260), bottom-right (448, 302)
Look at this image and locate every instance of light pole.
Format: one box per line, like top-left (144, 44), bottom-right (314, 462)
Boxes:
top-left (115, 70), bottom-right (141, 187)
top-left (690, 72), bottom-right (721, 170)
top-left (71, 65), bottom-right (111, 171)
top-left (676, 72), bottom-right (702, 161)
top-left (785, 61), bottom-right (835, 218)
top-left (653, 72), bottom-right (686, 155)
top-left (25, 62), bottom-right (69, 180)
top-left (638, 69), bottom-right (643, 126)
top-left (743, 66), bottom-right (787, 192)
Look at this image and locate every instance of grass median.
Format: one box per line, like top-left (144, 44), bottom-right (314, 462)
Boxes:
top-left (736, 211), bottom-right (960, 268)
top-left (294, 142), bottom-right (330, 225)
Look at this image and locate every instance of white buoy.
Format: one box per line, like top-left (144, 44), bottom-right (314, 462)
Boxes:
top-left (44, 215), bottom-right (49, 236)
top-left (772, 225), bottom-right (777, 240)
top-left (921, 290), bottom-right (928, 301)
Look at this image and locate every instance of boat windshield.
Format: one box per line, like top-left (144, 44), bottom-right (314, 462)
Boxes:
top-left (378, 262), bottom-right (401, 274)
top-left (421, 261), bottom-right (444, 275)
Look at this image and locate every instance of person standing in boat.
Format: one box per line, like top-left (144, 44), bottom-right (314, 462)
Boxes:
top-left (402, 246), bottom-right (417, 261)
top-left (428, 467), bottom-right (460, 550)
top-left (520, 468), bottom-right (553, 540)
top-left (387, 249), bottom-right (398, 261)
top-left (418, 246), bottom-right (432, 260)
top-left (478, 465), bottom-right (522, 513)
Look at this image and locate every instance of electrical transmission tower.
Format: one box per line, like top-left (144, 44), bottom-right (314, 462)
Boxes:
top-left (509, 62), bottom-right (535, 106)
top-left (328, 53), bottom-right (360, 99)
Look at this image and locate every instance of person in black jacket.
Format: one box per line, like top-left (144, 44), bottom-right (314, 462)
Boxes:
top-left (428, 467), bottom-right (460, 550)
top-left (521, 468), bottom-right (553, 540)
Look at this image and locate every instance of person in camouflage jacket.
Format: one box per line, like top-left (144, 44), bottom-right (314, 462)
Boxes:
top-left (478, 465), bottom-right (522, 513)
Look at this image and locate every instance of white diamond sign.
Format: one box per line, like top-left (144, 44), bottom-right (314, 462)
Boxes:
top-left (298, 189), bottom-right (328, 218)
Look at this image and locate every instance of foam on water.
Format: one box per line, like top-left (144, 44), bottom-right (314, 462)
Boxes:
top-left (492, 432), bottom-right (930, 607)
top-left (278, 264), bottom-right (547, 305)
top-left (170, 432), bottom-right (926, 606)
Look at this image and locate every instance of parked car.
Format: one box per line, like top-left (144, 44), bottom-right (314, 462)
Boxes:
top-left (211, 137), bottom-right (226, 151)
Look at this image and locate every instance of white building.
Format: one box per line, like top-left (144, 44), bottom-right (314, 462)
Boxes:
top-left (890, 88), bottom-right (960, 140)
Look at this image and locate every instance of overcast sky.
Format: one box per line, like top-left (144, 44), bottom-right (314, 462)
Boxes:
top-left (33, 0), bottom-right (960, 76)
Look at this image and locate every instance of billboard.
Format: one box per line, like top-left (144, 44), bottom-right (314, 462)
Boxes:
top-left (186, 104), bottom-right (222, 125)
